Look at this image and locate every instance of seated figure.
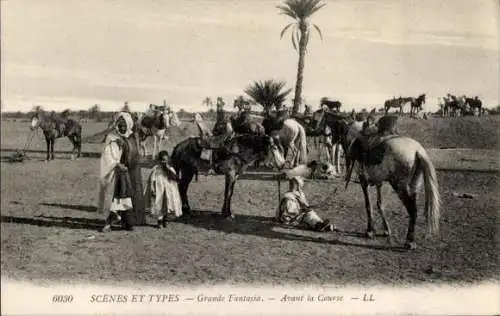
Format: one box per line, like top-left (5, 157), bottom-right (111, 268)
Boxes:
top-left (275, 176), bottom-right (335, 232)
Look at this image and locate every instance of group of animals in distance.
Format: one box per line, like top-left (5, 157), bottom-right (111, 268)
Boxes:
top-left (22, 92), bottom-right (488, 249)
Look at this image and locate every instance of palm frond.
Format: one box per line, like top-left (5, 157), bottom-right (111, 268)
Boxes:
top-left (277, 6), bottom-right (298, 19)
top-left (244, 79), bottom-right (292, 110)
top-left (313, 23), bottom-right (323, 41)
top-left (291, 31), bottom-right (298, 51)
top-left (280, 23), bottom-right (295, 38)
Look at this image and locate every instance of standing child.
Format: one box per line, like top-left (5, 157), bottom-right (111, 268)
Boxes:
top-left (144, 150), bottom-right (183, 228)
top-left (275, 176), bottom-right (335, 232)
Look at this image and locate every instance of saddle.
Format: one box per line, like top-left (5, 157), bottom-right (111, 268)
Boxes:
top-left (51, 121), bottom-right (66, 137)
top-left (197, 134), bottom-right (232, 151)
top-left (347, 115), bottom-right (400, 168)
top-left (196, 125), bottom-right (235, 163)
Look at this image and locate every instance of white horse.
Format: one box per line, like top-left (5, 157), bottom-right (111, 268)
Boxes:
top-left (269, 118), bottom-right (308, 168)
top-left (341, 118), bottom-right (440, 249)
top-left (138, 110), bottom-right (181, 158)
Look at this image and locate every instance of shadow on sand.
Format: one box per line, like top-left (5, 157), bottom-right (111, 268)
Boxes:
top-left (39, 202), bottom-right (97, 213)
top-left (0, 148), bottom-right (101, 158)
top-left (176, 210), bottom-right (409, 253)
top-left (1, 215), bottom-right (103, 231)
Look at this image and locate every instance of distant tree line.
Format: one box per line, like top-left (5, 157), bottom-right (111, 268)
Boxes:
top-left (0, 104), bottom-right (206, 122)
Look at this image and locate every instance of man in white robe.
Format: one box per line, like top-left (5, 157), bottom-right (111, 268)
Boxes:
top-left (275, 176), bottom-right (335, 232)
top-left (98, 112), bottom-right (139, 232)
top-left (144, 150), bottom-right (183, 228)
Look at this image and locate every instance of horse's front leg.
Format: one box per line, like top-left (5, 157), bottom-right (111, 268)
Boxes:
top-left (178, 169), bottom-right (195, 216)
top-left (360, 176), bottom-right (375, 239)
top-left (68, 136), bottom-right (76, 160)
top-left (76, 135), bottom-right (82, 158)
top-left (45, 137), bottom-right (51, 161)
top-left (221, 171), bottom-right (237, 218)
top-left (50, 139), bottom-right (55, 160)
top-left (376, 184), bottom-right (392, 243)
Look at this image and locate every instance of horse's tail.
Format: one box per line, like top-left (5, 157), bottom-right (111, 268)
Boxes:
top-left (416, 149), bottom-right (441, 237)
top-left (297, 124), bottom-right (308, 164)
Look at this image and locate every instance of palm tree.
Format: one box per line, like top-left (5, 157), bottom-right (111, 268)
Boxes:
top-left (244, 79), bottom-right (292, 113)
top-left (278, 0), bottom-right (325, 115)
top-left (202, 97), bottom-right (213, 109)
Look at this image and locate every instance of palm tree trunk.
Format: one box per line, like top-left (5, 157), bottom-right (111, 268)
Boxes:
top-left (293, 29), bottom-right (307, 115)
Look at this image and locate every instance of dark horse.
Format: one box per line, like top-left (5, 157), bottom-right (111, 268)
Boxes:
top-left (465, 96), bottom-right (482, 115)
top-left (384, 96), bottom-right (412, 114)
top-left (30, 110), bottom-right (82, 160)
top-left (320, 98), bottom-right (342, 112)
top-left (170, 134), bottom-right (286, 218)
top-left (310, 109), bottom-right (352, 174)
top-left (410, 94), bottom-right (426, 115)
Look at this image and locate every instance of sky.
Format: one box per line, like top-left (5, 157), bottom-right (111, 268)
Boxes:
top-left (1, 0), bottom-right (498, 113)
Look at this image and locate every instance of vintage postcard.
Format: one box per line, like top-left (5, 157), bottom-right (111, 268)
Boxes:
top-left (1, 0), bottom-right (498, 315)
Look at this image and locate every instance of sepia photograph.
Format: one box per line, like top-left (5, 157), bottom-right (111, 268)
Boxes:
top-left (1, 0), bottom-right (498, 315)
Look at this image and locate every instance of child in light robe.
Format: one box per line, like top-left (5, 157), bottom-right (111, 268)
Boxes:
top-left (144, 150), bottom-right (183, 228)
top-left (275, 176), bottom-right (335, 232)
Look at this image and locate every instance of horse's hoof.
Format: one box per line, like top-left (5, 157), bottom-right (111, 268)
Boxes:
top-left (405, 241), bottom-right (417, 250)
top-left (182, 208), bottom-right (192, 217)
top-left (221, 213), bottom-right (235, 221)
top-left (365, 231), bottom-right (375, 239)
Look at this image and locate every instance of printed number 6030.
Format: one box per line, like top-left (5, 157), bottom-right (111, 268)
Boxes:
top-left (52, 295), bottom-right (74, 303)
